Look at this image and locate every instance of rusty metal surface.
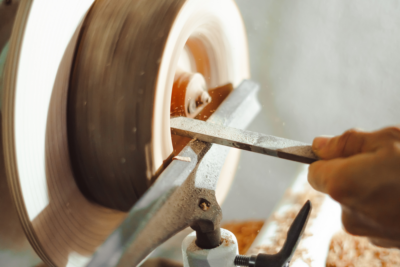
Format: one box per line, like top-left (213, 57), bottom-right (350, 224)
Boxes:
top-left (86, 80), bottom-right (260, 267)
top-left (171, 117), bottom-right (318, 164)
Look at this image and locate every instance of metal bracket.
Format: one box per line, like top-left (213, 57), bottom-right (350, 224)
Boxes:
top-left (86, 80), bottom-right (261, 267)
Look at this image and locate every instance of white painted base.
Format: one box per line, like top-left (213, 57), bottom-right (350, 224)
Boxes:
top-left (182, 229), bottom-right (238, 267)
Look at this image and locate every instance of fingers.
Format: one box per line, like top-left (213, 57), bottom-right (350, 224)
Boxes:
top-left (308, 152), bottom-right (375, 203)
top-left (312, 129), bottom-right (366, 159)
top-left (308, 158), bottom-right (344, 195)
top-left (310, 125), bottom-right (400, 248)
top-left (310, 125), bottom-right (400, 202)
top-left (312, 126), bottom-right (400, 160)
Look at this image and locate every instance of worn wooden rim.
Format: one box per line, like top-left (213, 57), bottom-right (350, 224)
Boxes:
top-left (2, 0), bottom-right (249, 265)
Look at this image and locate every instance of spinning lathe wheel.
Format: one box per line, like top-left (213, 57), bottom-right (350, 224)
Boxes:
top-left (1, 0), bottom-right (249, 266)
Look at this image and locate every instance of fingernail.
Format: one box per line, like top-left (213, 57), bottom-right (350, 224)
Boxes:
top-left (313, 135), bottom-right (333, 152)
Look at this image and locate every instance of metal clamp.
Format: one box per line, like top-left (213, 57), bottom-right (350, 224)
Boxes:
top-left (86, 80), bottom-right (261, 267)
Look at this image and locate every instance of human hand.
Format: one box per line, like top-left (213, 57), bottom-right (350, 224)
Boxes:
top-left (308, 126), bottom-right (400, 248)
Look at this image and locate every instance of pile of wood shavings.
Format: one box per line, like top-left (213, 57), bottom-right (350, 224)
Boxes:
top-left (248, 184), bottom-right (325, 266)
top-left (222, 220), bottom-right (264, 254)
top-left (326, 231), bottom-right (400, 267)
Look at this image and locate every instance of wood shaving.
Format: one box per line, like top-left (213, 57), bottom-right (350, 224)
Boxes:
top-left (248, 184), bottom-right (325, 266)
top-left (222, 220), bottom-right (264, 254)
top-left (326, 231), bottom-right (400, 267)
top-left (172, 156), bottom-right (191, 162)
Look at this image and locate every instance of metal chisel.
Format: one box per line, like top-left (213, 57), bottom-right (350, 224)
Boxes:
top-left (171, 117), bottom-right (318, 164)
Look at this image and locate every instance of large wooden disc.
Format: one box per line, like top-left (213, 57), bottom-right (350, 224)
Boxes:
top-left (68, 0), bottom-right (249, 211)
top-left (2, 0), bottom-right (248, 266)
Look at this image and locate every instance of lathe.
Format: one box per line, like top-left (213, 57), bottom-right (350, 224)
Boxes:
top-left (0, 0), bottom-right (345, 266)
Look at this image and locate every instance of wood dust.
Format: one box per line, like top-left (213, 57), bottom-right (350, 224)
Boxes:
top-left (221, 234), bottom-right (235, 247)
top-left (222, 220), bottom-right (264, 254)
top-left (326, 231), bottom-right (400, 267)
top-left (172, 156), bottom-right (191, 162)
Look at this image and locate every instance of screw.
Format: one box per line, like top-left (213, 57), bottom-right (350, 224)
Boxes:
top-left (198, 199), bottom-right (210, 211)
top-left (234, 255), bottom-right (251, 266)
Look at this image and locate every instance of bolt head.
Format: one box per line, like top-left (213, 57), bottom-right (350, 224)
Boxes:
top-left (199, 199), bottom-right (211, 211)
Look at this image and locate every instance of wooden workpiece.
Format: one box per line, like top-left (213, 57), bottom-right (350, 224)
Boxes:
top-left (1, 0), bottom-right (249, 265)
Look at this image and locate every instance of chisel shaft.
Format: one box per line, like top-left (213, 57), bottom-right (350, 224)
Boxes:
top-left (171, 117), bottom-right (318, 164)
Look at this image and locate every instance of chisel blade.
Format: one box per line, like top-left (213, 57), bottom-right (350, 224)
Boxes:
top-left (171, 117), bottom-right (318, 164)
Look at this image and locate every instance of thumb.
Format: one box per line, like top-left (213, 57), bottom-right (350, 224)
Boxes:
top-left (312, 127), bottom-right (400, 160)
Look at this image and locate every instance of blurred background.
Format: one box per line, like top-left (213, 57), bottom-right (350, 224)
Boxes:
top-left (222, 0), bottom-right (400, 222)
